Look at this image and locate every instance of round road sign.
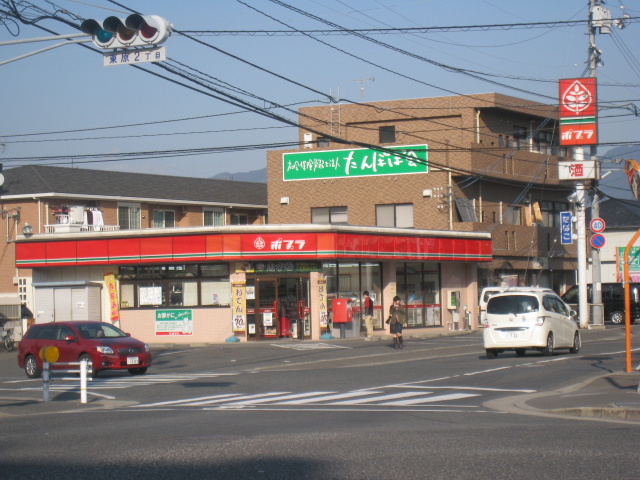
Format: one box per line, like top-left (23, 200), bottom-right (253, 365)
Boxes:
top-left (590, 233), bottom-right (606, 249)
top-left (590, 218), bottom-right (606, 233)
top-left (39, 345), bottom-right (59, 363)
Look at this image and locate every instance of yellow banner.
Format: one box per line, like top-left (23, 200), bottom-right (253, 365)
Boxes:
top-left (104, 272), bottom-right (119, 323)
top-left (231, 281), bottom-right (246, 332)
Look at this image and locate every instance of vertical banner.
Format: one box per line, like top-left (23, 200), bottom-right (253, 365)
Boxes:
top-left (232, 281), bottom-right (247, 332)
top-left (318, 278), bottom-right (328, 327)
top-left (559, 77), bottom-right (598, 146)
top-left (104, 272), bottom-right (119, 323)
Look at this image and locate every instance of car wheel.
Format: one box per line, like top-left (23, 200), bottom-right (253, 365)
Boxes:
top-left (569, 331), bottom-right (581, 354)
top-left (610, 311), bottom-right (624, 325)
top-left (4, 336), bottom-right (14, 352)
top-left (24, 355), bottom-right (42, 378)
top-left (541, 333), bottom-right (554, 356)
top-left (486, 349), bottom-right (498, 359)
top-left (78, 354), bottom-right (98, 378)
top-left (128, 367), bottom-right (148, 375)
top-left (515, 349), bottom-right (526, 357)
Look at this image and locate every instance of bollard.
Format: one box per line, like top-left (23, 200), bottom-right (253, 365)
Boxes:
top-left (80, 358), bottom-right (88, 404)
top-left (42, 361), bottom-right (50, 402)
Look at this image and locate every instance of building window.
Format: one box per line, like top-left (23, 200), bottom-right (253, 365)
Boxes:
top-left (376, 204), bottom-right (413, 228)
top-left (311, 206), bottom-right (348, 225)
top-left (539, 201), bottom-right (569, 228)
top-left (379, 126), bottom-right (396, 144)
top-left (153, 210), bottom-right (175, 228)
top-left (118, 204), bottom-right (141, 230)
top-left (512, 125), bottom-right (527, 150)
top-left (504, 206), bottom-right (522, 225)
top-left (204, 209), bottom-right (224, 226)
top-left (533, 131), bottom-right (554, 155)
top-left (230, 213), bottom-right (248, 225)
top-left (118, 264), bottom-right (230, 309)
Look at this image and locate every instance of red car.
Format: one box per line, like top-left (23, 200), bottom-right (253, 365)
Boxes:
top-left (18, 321), bottom-right (152, 378)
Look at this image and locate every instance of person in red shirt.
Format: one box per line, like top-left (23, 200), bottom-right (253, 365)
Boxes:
top-left (363, 291), bottom-right (374, 338)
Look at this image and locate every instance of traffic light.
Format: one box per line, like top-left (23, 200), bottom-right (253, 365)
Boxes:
top-left (80, 14), bottom-right (172, 49)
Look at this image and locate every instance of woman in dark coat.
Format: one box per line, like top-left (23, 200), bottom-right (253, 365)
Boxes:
top-left (388, 295), bottom-right (406, 349)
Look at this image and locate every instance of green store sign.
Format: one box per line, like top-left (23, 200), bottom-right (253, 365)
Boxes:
top-left (283, 144), bottom-right (428, 181)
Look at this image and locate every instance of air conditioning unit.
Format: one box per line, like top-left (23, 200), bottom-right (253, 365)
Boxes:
top-left (303, 133), bottom-right (313, 149)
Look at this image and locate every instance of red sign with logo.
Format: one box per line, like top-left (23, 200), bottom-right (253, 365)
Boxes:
top-left (241, 233), bottom-right (317, 255)
top-left (559, 77), bottom-right (598, 146)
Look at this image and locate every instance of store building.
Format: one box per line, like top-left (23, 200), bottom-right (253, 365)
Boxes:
top-left (12, 92), bottom-right (586, 343)
top-left (269, 92), bottom-right (580, 293)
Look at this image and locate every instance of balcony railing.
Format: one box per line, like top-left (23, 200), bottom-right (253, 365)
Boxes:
top-left (45, 215), bottom-right (120, 234)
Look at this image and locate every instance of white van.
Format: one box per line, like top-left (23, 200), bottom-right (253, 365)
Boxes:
top-left (483, 290), bottom-right (580, 359)
top-left (479, 287), bottom-right (554, 327)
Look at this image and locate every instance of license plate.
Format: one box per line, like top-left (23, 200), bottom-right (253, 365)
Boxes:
top-left (127, 356), bottom-right (140, 365)
top-left (505, 332), bottom-right (519, 339)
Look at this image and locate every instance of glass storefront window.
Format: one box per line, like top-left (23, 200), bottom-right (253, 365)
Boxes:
top-left (119, 263), bottom-right (230, 309)
top-left (322, 261), bottom-right (382, 331)
top-left (396, 262), bottom-right (441, 327)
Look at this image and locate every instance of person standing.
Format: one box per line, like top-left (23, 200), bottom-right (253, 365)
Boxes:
top-left (362, 291), bottom-right (374, 338)
top-left (388, 295), bottom-right (406, 349)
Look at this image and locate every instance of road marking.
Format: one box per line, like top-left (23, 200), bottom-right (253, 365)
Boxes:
top-left (271, 343), bottom-right (352, 350)
top-left (329, 391), bottom-right (427, 405)
top-left (379, 393), bottom-right (480, 405)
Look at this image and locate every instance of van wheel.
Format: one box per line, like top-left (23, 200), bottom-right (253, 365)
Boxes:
top-left (609, 311), bottom-right (624, 325)
top-left (486, 349), bottom-right (498, 359)
top-left (541, 333), bottom-right (554, 356)
top-left (569, 332), bottom-right (581, 354)
top-left (515, 349), bottom-right (526, 357)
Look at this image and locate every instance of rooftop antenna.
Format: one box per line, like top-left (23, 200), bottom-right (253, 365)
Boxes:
top-left (351, 77), bottom-right (374, 101)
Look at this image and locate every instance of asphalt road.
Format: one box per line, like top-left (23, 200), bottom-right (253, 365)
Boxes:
top-left (1, 326), bottom-right (638, 479)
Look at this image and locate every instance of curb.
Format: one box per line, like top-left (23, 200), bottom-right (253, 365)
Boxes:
top-left (546, 406), bottom-right (640, 422)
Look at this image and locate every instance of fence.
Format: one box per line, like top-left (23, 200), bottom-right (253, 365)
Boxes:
top-left (42, 359), bottom-right (91, 403)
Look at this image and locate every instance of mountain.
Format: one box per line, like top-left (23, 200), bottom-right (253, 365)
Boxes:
top-left (210, 168), bottom-right (266, 183)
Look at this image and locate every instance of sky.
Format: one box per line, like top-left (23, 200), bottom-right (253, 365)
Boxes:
top-left (1, 0), bottom-right (639, 200)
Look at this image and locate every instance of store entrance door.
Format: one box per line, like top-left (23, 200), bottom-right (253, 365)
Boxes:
top-left (247, 276), bottom-right (310, 340)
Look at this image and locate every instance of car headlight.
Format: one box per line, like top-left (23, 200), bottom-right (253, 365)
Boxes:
top-left (96, 346), bottom-right (114, 354)
top-left (144, 343), bottom-right (150, 353)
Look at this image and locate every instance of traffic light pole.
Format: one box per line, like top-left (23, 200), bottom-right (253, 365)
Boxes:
top-left (0, 33), bottom-right (91, 67)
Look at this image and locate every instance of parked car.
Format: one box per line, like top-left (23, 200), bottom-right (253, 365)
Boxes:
top-left (478, 286), bottom-right (555, 327)
top-left (483, 290), bottom-right (580, 359)
top-left (561, 283), bottom-right (640, 325)
top-left (18, 321), bottom-right (152, 378)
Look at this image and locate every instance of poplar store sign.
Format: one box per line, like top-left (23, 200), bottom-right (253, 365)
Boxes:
top-left (283, 145), bottom-right (428, 181)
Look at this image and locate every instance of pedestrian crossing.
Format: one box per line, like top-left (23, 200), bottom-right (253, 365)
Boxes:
top-left (131, 387), bottom-right (485, 411)
top-left (5, 372), bottom-right (239, 392)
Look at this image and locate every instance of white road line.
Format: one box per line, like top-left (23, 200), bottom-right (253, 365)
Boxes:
top-left (387, 385), bottom-right (537, 393)
top-left (134, 393), bottom-right (243, 408)
top-left (224, 391), bottom-right (337, 405)
top-left (329, 391), bottom-right (428, 405)
top-left (182, 392), bottom-right (290, 407)
top-left (271, 343), bottom-right (352, 350)
top-left (380, 393), bottom-right (480, 405)
top-left (279, 390), bottom-right (384, 405)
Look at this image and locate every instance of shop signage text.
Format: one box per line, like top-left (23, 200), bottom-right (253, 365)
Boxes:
top-left (283, 145), bottom-right (428, 181)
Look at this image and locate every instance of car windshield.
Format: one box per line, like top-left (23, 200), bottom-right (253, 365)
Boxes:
top-left (487, 295), bottom-right (539, 315)
top-left (76, 324), bottom-right (127, 340)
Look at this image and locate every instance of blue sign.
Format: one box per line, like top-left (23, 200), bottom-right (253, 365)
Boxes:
top-left (591, 234), bottom-right (605, 249)
top-left (560, 211), bottom-right (572, 245)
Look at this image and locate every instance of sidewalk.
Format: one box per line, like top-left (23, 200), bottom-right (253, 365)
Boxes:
top-left (522, 372), bottom-right (640, 422)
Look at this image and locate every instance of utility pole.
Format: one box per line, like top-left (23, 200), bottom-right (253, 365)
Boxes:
top-left (588, 0), bottom-right (612, 326)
